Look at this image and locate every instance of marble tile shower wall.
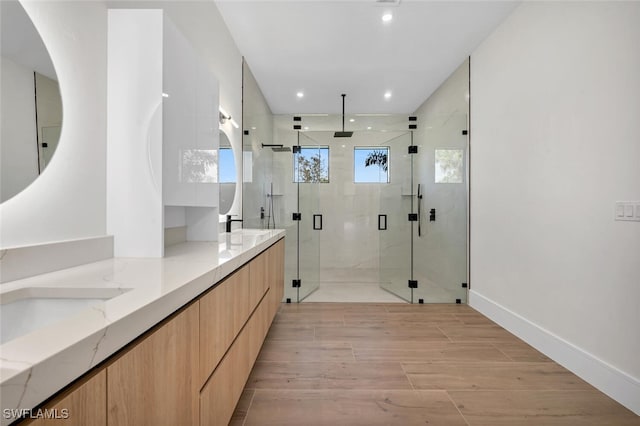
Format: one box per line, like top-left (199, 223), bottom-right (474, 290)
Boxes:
top-left (273, 131), bottom-right (414, 292)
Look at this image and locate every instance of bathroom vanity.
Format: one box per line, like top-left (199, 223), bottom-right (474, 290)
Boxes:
top-left (0, 229), bottom-right (285, 426)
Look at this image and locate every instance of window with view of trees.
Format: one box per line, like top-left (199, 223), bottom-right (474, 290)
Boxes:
top-left (434, 149), bottom-right (464, 183)
top-left (293, 146), bottom-right (329, 183)
top-left (354, 147), bottom-right (389, 183)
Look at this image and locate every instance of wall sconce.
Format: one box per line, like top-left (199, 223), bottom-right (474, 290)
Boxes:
top-left (219, 106), bottom-right (239, 129)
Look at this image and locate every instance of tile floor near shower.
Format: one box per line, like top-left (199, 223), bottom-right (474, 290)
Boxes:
top-left (231, 303), bottom-right (639, 425)
top-left (303, 283), bottom-right (406, 303)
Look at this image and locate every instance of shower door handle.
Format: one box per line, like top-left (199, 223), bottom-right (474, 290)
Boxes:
top-left (378, 214), bottom-right (387, 231)
top-left (313, 214), bottom-right (323, 230)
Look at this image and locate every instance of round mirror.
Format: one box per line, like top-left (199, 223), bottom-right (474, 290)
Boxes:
top-left (1, 0), bottom-right (62, 203)
top-left (218, 130), bottom-right (236, 215)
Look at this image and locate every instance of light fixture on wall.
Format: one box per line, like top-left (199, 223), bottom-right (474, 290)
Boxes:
top-left (219, 106), bottom-right (239, 128)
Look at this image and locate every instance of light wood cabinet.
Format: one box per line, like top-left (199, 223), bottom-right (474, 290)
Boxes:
top-left (200, 294), bottom-right (266, 426)
top-left (200, 240), bottom-right (284, 426)
top-left (248, 250), bottom-right (268, 312)
top-left (23, 370), bottom-right (106, 426)
top-left (107, 302), bottom-right (199, 426)
top-left (22, 238), bottom-right (284, 426)
top-left (268, 239), bottom-right (285, 320)
top-left (200, 324), bottom-right (250, 426)
top-left (199, 264), bottom-right (249, 386)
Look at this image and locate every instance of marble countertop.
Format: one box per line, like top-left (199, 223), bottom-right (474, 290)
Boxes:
top-left (0, 229), bottom-right (285, 421)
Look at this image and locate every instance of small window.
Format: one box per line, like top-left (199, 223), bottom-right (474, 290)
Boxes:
top-left (354, 147), bottom-right (389, 183)
top-left (218, 147), bottom-right (236, 183)
top-left (435, 149), bottom-right (464, 183)
top-left (294, 146), bottom-right (329, 183)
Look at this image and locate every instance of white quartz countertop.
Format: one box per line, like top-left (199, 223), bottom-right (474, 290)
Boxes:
top-left (0, 229), bottom-right (285, 421)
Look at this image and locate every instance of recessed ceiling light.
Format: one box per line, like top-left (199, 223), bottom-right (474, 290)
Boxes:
top-left (382, 13), bottom-right (393, 22)
top-left (384, 91), bottom-right (392, 99)
top-left (367, 126), bottom-right (372, 130)
top-left (304, 126), bottom-right (309, 130)
top-left (296, 91), bottom-right (304, 98)
top-left (349, 118), bottom-right (355, 123)
top-left (251, 126), bottom-right (257, 130)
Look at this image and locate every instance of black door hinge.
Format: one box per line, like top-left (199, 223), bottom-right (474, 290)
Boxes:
top-left (292, 213), bottom-right (301, 221)
top-left (408, 280), bottom-right (418, 289)
top-left (292, 279), bottom-right (301, 288)
top-left (408, 146), bottom-right (418, 154)
top-left (408, 213), bottom-right (418, 222)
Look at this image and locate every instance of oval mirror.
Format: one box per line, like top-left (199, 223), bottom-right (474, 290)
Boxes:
top-left (1, 0), bottom-right (62, 203)
top-left (218, 130), bottom-right (236, 215)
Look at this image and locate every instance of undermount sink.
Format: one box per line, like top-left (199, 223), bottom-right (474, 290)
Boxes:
top-left (0, 287), bottom-right (131, 345)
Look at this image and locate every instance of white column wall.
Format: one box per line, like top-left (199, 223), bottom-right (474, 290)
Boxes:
top-left (107, 10), bottom-right (164, 257)
top-left (109, 1), bottom-right (244, 223)
top-left (470, 1), bottom-right (640, 414)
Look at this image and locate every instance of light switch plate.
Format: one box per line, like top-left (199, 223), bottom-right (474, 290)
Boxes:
top-left (615, 201), bottom-right (640, 222)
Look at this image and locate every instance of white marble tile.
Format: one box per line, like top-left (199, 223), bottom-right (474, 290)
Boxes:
top-left (302, 283), bottom-right (406, 303)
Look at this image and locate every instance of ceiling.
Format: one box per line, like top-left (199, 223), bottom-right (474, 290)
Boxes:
top-left (216, 0), bottom-right (520, 115)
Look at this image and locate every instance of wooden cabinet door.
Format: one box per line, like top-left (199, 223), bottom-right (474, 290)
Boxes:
top-left (107, 302), bottom-right (199, 426)
top-left (248, 251), bottom-right (268, 312)
top-left (199, 265), bottom-right (249, 385)
top-left (268, 239), bottom-right (285, 318)
top-left (23, 370), bottom-right (106, 426)
top-left (200, 321), bottom-right (250, 426)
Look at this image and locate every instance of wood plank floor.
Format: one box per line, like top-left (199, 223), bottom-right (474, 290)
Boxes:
top-left (231, 303), bottom-right (639, 425)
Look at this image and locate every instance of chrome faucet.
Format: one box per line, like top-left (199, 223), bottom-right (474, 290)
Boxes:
top-left (225, 215), bottom-right (243, 233)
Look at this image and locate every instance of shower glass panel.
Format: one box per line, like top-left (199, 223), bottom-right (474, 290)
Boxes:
top-left (412, 113), bottom-right (468, 303)
top-left (379, 132), bottom-right (413, 302)
top-left (295, 132), bottom-right (322, 301)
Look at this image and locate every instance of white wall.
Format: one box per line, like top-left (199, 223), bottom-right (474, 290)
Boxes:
top-left (0, 1), bottom-right (243, 251)
top-left (470, 1), bottom-right (640, 414)
top-left (107, 9), bottom-right (164, 257)
top-left (109, 0), bottom-right (244, 223)
top-left (0, 57), bottom-right (38, 202)
top-left (0, 1), bottom-right (108, 248)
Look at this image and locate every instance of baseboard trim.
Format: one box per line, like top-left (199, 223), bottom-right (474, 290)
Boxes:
top-left (469, 289), bottom-right (640, 416)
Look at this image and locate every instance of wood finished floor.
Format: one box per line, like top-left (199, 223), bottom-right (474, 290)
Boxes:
top-left (231, 303), bottom-right (639, 425)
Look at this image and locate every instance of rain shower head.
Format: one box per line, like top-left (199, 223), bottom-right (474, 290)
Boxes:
top-left (334, 93), bottom-right (353, 138)
top-left (261, 143), bottom-right (291, 152)
top-left (334, 131), bottom-right (354, 138)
